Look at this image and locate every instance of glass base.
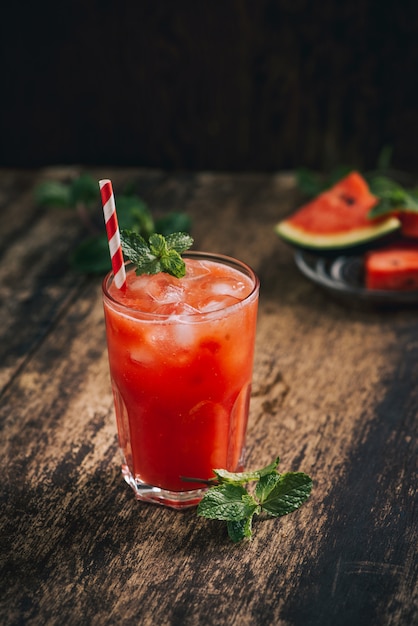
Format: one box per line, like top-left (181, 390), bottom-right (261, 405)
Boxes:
top-left (121, 465), bottom-right (207, 510)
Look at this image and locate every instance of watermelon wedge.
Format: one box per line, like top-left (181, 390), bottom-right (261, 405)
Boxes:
top-left (365, 242), bottom-right (418, 291)
top-left (276, 172), bottom-right (401, 252)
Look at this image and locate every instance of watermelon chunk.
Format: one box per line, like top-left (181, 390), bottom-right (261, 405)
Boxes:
top-left (276, 171), bottom-right (401, 252)
top-left (398, 212), bottom-right (418, 238)
top-left (365, 242), bottom-right (418, 291)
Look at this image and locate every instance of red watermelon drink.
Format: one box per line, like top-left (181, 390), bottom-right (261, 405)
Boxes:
top-left (102, 252), bottom-right (259, 509)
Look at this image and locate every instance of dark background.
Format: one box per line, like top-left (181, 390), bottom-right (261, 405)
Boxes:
top-left (1, 1), bottom-right (417, 173)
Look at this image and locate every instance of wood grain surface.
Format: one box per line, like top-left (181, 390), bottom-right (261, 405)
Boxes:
top-left (0, 168), bottom-right (416, 626)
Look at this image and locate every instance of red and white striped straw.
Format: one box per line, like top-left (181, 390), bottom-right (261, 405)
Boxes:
top-left (99, 179), bottom-right (126, 289)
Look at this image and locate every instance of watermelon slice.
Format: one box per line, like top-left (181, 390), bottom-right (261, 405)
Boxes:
top-left (276, 171), bottom-right (401, 252)
top-left (365, 242), bottom-right (418, 290)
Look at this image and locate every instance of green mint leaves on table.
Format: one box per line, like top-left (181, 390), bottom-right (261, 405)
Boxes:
top-left (35, 174), bottom-right (192, 275)
top-left (194, 457), bottom-right (313, 543)
top-left (35, 173), bottom-right (100, 209)
top-left (121, 230), bottom-right (194, 278)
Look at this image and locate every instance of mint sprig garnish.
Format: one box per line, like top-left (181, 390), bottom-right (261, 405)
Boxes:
top-left (121, 230), bottom-right (194, 278)
top-left (193, 457), bottom-right (313, 543)
top-left (367, 175), bottom-right (418, 218)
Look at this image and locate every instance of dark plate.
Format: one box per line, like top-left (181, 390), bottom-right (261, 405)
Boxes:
top-left (294, 250), bottom-right (418, 305)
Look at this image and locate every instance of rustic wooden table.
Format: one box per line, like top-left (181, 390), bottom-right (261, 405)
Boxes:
top-left (1, 167), bottom-right (417, 626)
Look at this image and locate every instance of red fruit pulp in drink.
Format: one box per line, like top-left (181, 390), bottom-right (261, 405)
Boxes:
top-left (102, 255), bottom-right (259, 497)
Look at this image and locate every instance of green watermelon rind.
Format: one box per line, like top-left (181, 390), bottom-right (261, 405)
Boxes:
top-left (275, 216), bottom-right (401, 251)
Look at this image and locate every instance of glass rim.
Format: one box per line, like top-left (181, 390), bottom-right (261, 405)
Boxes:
top-left (102, 250), bottom-right (260, 321)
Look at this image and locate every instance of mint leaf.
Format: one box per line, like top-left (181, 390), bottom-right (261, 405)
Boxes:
top-left (255, 472), bottom-right (281, 503)
top-left (376, 144), bottom-right (393, 170)
top-left (121, 230), bottom-right (160, 274)
top-left (369, 175), bottom-right (403, 198)
top-left (227, 516), bottom-right (254, 543)
top-left (402, 190), bottom-right (418, 212)
top-left (147, 233), bottom-right (188, 277)
top-left (70, 235), bottom-right (111, 274)
top-left (155, 212), bottom-right (192, 237)
top-left (295, 168), bottom-right (325, 198)
top-left (35, 181), bottom-right (71, 208)
top-left (70, 174), bottom-right (100, 207)
top-left (165, 232), bottom-right (194, 254)
top-left (120, 230), bottom-right (193, 278)
top-left (161, 249), bottom-right (187, 277)
top-left (260, 472), bottom-right (313, 518)
top-left (368, 175), bottom-right (418, 218)
top-left (196, 457), bottom-right (312, 543)
top-left (148, 233), bottom-right (167, 258)
top-left (197, 484), bottom-right (260, 521)
top-left (370, 194), bottom-right (418, 218)
top-left (296, 166), bottom-right (353, 198)
top-left (368, 197), bottom-right (396, 219)
top-left (35, 175), bottom-right (193, 276)
top-left (213, 457), bottom-right (280, 484)
top-left (116, 196), bottom-right (154, 236)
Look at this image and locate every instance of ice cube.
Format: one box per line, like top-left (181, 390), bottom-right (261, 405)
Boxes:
top-left (184, 259), bottom-right (212, 280)
top-left (207, 277), bottom-right (249, 298)
top-left (154, 302), bottom-right (199, 316)
top-left (172, 319), bottom-right (197, 347)
top-left (126, 272), bottom-right (153, 295)
top-left (197, 294), bottom-right (241, 313)
top-left (146, 275), bottom-right (185, 304)
top-left (129, 344), bottom-right (154, 365)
